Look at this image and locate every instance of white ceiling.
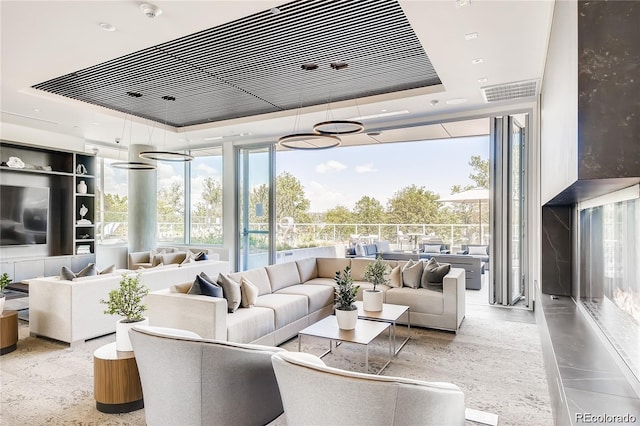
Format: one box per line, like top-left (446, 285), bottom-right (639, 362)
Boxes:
top-left (0, 0), bottom-right (554, 154)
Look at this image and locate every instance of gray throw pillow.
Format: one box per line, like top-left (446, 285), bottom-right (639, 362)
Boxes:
top-left (216, 273), bottom-right (242, 313)
top-left (422, 258), bottom-right (451, 286)
top-left (188, 274), bottom-right (223, 298)
top-left (100, 264), bottom-right (116, 274)
top-left (77, 263), bottom-right (98, 277)
top-left (60, 266), bottom-right (76, 280)
top-left (401, 260), bottom-right (423, 289)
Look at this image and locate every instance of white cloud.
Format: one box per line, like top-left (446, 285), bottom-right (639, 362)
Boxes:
top-left (355, 162), bottom-right (377, 173)
top-left (196, 163), bottom-right (220, 177)
top-left (307, 181), bottom-right (356, 212)
top-left (315, 160), bottom-right (346, 174)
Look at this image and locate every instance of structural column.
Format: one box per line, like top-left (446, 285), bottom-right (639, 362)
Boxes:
top-left (128, 144), bottom-right (157, 252)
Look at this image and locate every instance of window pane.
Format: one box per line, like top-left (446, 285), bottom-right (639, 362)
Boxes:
top-left (97, 158), bottom-right (128, 243)
top-left (190, 154), bottom-right (223, 245)
top-left (157, 162), bottom-right (185, 243)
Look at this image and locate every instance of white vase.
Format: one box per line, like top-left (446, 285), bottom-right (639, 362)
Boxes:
top-left (0, 295), bottom-right (5, 313)
top-left (77, 180), bottom-right (87, 194)
top-left (363, 290), bottom-right (384, 312)
top-left (335, 308), bottom-right (358, 330)
top-left (116, 317), bottom-right (149, 352)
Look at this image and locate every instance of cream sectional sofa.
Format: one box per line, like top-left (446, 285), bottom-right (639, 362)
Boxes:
top-left (28, 260), bottom-right (230, 345)
top-left (144, 257), bottom-right (465, 346)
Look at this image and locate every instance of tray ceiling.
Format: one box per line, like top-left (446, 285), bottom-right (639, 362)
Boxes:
top-left (31, 0), bottom-right (441, 128)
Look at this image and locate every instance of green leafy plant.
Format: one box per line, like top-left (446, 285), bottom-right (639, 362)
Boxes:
top-left (334, 266), bottom-right (359, 311)
top-left (362, 256), bottom-right (390, 292)
top-left (0, 273), bottom-right (12, 295)
top-left (100, 273), bottom-right (149, 322)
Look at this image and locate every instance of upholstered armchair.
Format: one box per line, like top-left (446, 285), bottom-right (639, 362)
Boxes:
top-left (271, 351), bottom-right (466, 426)
top-left (129, 325), bottom-right (285, 426)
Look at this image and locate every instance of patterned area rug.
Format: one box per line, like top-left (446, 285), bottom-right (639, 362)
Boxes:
top-left (0, 305), bottom-right (552, 425)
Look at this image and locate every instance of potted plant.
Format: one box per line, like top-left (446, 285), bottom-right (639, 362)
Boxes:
top-left (362, 256), bottom-right (389, 312)
top-left (100, 273), bottom-right (149, 351)
top-left (0, 273), bottom-right (12, 313)
top-left (334, 266), bottom-right (360, 330)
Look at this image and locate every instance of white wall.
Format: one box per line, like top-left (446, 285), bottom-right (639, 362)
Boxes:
top-left (0, 123), bottom-right (85, 152)
top-left (540, 0), bottom-right (578, 204)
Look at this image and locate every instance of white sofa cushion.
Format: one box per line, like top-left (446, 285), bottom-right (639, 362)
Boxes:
top-left (350, 258), bottom-right (375, 282)
top-left (275, 284), bottom-right (334, 313)
top-left (385, 287), bottom-right (444, 315)
top-left (230, 268), bottom-right (272, 296)
top-left (296, 258), bottom-right (319, 282)
top-left (316, 258), bottom-right (351, 279)
top-left (255, 294), bottom-right (309, 329)
top-left (265, 262), bottom-right (301, 292)
top-left (226, 307), bottom-right (275, 343)
top-left (304, 277), bottom-right (336, 287)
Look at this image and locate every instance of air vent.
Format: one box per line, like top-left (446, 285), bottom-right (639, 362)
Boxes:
top-left (481, 80), bottom-right (538, 103)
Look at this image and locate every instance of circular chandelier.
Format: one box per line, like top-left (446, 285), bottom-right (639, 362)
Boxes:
top-left (111, 161), bottom-right (156, 170)
top-left (278, 133), bottom-right (341, 150)
top-left (139, 150), bottom-right (194, 161)
top-left (312, 120), bottom-right (364, 135)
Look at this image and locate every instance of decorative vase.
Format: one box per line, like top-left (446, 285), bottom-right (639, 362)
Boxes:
top-left (116, 317), bottom-right (149, 352)
top-left (363, 290), bottom-right (384, 312)
top-left (0, 294), bottom-right (5, 313)
top-left (335, 308), bottom-right (358, 330)
top-left (77, 180), bottom-right (87, 194)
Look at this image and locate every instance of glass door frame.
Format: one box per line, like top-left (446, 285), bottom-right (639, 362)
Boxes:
top-left (234, 144), bottom-right (276, 271)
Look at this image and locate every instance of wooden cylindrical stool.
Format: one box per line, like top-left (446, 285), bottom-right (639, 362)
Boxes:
top-left (93, 342), bottom-right (144, 413)
top-left (0, 310), bottom-right (18, 355)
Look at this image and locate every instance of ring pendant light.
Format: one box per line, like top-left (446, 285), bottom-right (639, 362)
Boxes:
top-left (139, 95), bottom-right (194, 162)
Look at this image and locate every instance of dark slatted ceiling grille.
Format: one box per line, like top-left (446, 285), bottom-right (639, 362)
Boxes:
top-left (32, 0), bottom-right (440, 127)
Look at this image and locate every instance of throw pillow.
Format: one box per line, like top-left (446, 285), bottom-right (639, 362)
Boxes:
top-left (401, 260), bottom-right (423, 289)
top-left (217, 273), bottom-right (242, 313)
top-left (422, 258), bottom-right (451, 286)
top-left (99, 264), bottom-right (116, 274)
top-left (181, 251), bottom-right (197, 265)
top-left (194, 251), bottom-right (208, 261)
top-left (77, 263), bottom-right (98, 277)
top-left (468, 245), bottom-right (488, 256)
top-left (240, 277), bottom-right (259, 308)
top-left (60, 266), bottom-right (76, 280)
top-left (139, 262), bottom-right (163, 271)
top-left (188, 274), bottom-right (223, 298)
top-left (151, 249), bottom-right (166, 267)
top-left (423, 244), bottom-right (442, 254)
top-left (354, 243), bottom-right (366, 257)
top-left (388, 265), bottom-right (402, 288)
top-left (170, 282), bottom-right (193, 293)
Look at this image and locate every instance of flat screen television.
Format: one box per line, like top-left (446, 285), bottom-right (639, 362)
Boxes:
top-left (0, 185), bottom-right (49, 245)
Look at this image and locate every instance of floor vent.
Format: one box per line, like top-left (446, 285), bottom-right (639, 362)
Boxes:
top-left (481, 80), bottom-right (538, 103)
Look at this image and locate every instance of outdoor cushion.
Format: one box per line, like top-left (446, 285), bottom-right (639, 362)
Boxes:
top-left (355, 243), bottom-right (366, 256)
top-left (275, 284), bottom-right (334, 313)
top-left (254, 294), bottom-right (308, 329)
top-left (296, 258), bottom-right (319, 282)
top-left (226, 306), bottom-right (275, 343)
top-left (265, 262), bottom-right (301, 292)
top-left (423, 244), bottom-right (442, 254)
top-left (230, 268), bottom-right (272, 296)
top-left (375, 240), bottom-right (391, 253)
top-left (468, 245), bottom-right (488, 255)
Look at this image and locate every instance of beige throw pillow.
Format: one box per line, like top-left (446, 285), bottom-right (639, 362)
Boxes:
top-left (217, 273), bottom-right (242, 313)
top-left (388, 265), bottom-right (402, 288)
top-left (401, 260), bottom-right (423, 289)
top-left (170, 281), bottom-right (193, 293)
top-left (240, 277), bottom-right (259, 308)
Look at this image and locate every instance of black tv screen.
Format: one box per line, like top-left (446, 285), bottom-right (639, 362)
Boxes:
top-left (0, 185), bottom-right (49, 245)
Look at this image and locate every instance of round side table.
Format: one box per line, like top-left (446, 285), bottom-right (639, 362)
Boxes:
top-left (93, 342), bottom-right (144, 413)
top-left (0, 310), bottom-right (18, 355)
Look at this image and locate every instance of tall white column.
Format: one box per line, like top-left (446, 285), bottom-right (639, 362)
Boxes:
top-left (128, 144), bottom-right (157, 252)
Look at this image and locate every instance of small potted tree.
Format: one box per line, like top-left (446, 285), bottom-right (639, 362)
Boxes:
top-left (334, 266), bottom-right (360, 330)
top-left (0, 273), bottom-right (12, 313)
top-left (362, 256), bottom-right (389, 312)
top-left (100, 273), bottom-right (149, 351)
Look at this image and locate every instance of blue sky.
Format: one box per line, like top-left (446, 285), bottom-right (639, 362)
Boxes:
top-left (277, 136), bottom-right (489, 212)
top-left (103, 135), bottom-right (489, 212)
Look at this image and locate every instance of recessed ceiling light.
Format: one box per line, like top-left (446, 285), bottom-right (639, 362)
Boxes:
top-left (91, 122), bottom-right (100, 126)
top-left (446, 98), bottom-right (468, 105)
top-left (472, 58), bottom-right (484, 65)
top-left (455, 0), bottom-right (471, 8)
top-left (98, 22), bottom-right (116, 32)
top-left (33, 108), bottom-right (40, 112)
top-left (270, 7), bottom-right (281, 15)
top-left (464, 32), bottom-right (478, 40)
top-left (477, 77), bottom-right (488, 83)
top-left (140, 3), bottom-right (162, 19)
top-left (380, 109), bottom-right (387, 112)
top-left (203, 136), bottom-right (223, 141)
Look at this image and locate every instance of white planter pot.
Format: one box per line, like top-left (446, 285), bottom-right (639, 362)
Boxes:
top-left (116, 317), bottom-right (149, 352)
top-left (0, 295), bottom-right (5, 313)
top-left (363, 290), bottom-right (383, 312)
top-left (335, 308), bottom-right (358, 330)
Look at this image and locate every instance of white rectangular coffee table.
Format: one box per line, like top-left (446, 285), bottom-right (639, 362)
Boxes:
top-left (298, 315), bottom-right (392, 375)
top-left (355, 301), bottom-right (410, 356)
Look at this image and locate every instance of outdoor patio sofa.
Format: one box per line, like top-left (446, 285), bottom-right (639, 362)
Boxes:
top-left (28, 259), bottom-right (230, 345)
top-left (144, 257), bottom-right (466, 346)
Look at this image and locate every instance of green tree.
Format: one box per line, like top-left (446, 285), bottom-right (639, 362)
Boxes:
top-left (103, 193), bottom-right (128, 223)
top-left (158, 181), bottom-right (184, 222)
top-left (353, 196), bottom-right (385, 235)
top-left (191, 177), bottom-right (223, 244)
top-left (469, 155), bottom-right (489, 189)
top-left (386, 185), bottom-right (441, 230)
top-left (324, 205), bottom-right (355, 241)
top-left (276, 172), bottom-right (311, 223)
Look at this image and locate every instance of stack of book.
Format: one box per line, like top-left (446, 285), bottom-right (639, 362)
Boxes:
top-left (77, 245), bottom-right (91, 255)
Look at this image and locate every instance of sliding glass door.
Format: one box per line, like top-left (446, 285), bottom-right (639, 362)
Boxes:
top-left (236, 145), bottom-right (275, 271)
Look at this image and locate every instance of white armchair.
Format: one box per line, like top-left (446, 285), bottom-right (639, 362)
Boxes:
top-left (271, 351), bottom-right (466, 426)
